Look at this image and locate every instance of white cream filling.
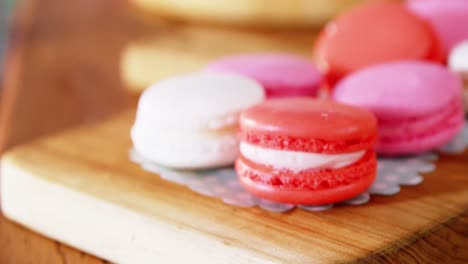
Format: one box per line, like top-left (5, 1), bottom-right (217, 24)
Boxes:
top-left (240, 142), bottom-right (366, 172)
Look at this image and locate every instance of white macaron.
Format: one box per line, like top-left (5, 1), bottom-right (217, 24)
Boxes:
top-left (449, 40), bottom-right (468, 73)
top-left (131, 72), bottom-right (265, 169)
top-left (449, 40), bottom-right (468, 112)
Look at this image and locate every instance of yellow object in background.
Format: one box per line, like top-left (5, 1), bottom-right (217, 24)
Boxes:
top-left (132, 0), bottom-right (380, 29)
top-left (121, 25), bottom-right (314, 92)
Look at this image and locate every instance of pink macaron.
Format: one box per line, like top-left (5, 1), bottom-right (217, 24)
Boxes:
top-left (332, 61), bottom-right (465, 155)
top-left (407, 0), bottom-right (468, 57)
top-left (203, 54), bottom-right (322, 98)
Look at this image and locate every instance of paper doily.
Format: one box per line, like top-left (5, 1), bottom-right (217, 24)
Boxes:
top-left (131, 123), bottom-right (468, 213)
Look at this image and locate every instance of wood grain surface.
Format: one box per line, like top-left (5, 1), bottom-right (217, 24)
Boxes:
top-left (2, 109), bottom-right (468, 263)
top-left (0, 0), bottom-right (138, 154)
top-left (0, 0), bottom-right (136, 263)
top-left (0, 0), bottom-right (466, 263)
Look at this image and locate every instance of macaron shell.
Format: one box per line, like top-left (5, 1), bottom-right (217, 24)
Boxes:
top-left (333, 61), bottom-right (462, 119)
top-left (204, 54), bottom-right (322, 98)
top-left (378, 98), bottom-right (462, 139)
top-left (132, 127), bottom-right (240, 169)
top-left (407, 0), bottom-right (468, 56)
top-left (333, 61), bottom-right (465, 155)
top-left (377, 103), bottom-right (464, 155)
top-left (240, 98), bottom-right (377, 153)
top-left (236, 150), bottom-right (376, 205)
top-left (136, 72), bottom-right (265, 130)
top-left (132, 72), bottom-right (265, 168)
top-left (426, 27), bottom-right (446, 62)
top-left (314, 2), bottom-right (441, 84)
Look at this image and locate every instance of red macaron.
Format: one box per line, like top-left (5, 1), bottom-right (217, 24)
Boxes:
top-left (236, 98), bottom-right (378, 205)
top-left (313, 2), bottom-right (444, 87)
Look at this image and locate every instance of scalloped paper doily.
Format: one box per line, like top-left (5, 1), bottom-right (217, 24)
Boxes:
top-left (130, 123), bottom-right (467, 213)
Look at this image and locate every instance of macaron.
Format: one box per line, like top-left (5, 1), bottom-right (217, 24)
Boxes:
top-left (236, 98), bottom-right (378, 205)
top-left (449, 40), bottom-right (468, 113)
top-left (203, 54), bottom-right (322, 98)
top-left (407, 0), bottom-right (468, 57)
top-left (333, 61), bottom-right (465, 155)
top-left (131, 72), bottom-right (265, 169)
top-left (314, 2), bottom-right (443, 86)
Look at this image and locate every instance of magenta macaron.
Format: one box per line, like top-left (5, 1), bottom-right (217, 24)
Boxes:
top-left (407, 0), bottom-right (468, 57)
top-left (203, 54), bottom-right (322, 98)
top-left (332, 61), bottom-right (465, 155)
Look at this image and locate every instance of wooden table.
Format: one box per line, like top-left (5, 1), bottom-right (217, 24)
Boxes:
top-left (0, 0), bottom-right (467, 263)
top-left (0, 0), bottom-right (135, 262)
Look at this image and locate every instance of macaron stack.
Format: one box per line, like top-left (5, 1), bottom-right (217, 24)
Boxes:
top-left (333, 62), bottom-right (464, 155)
top-left (236, 98), bottom-right (378, 205)
top-left (131, 1), bottom-right (467, 206)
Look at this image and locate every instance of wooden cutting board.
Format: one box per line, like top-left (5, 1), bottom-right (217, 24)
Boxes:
top-left (2, 108), bottom-right (468, 263)
top-left (1, 0), bottom-right (467, 263)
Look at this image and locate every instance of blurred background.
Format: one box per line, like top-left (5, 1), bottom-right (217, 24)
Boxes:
top-left (0, 0), bottom-right (15, 78)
